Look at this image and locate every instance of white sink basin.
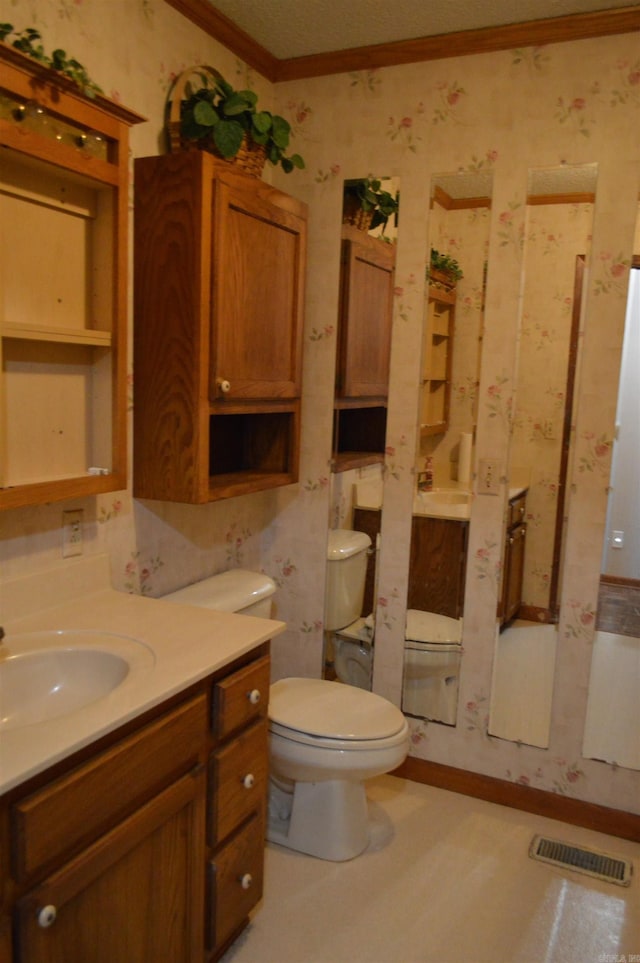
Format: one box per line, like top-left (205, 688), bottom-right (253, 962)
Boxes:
top-left (0, 630), bottom-right (154, 731)
top-left (413, 489), bottom-right (471, 518)
top-left (419, 490), bottom-right (470, 506)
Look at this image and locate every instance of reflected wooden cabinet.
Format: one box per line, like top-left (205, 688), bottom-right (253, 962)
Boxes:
top-left (408, 515), bottom-right (468, 619)
top-left (2, 647), bottom-right (271, 963)
top-left (500, 491), bottom-right (527, 626)
top-left (133, 151), bottom-right (307, 503)
top-left (0, 46), bottom-right (143, 510)
top-left (420, 285), bottom-right (456, 436)
top-left (333, 225), bottom-right (395, 471)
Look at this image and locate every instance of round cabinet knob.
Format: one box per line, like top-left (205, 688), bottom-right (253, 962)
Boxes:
top-left (239, 873), bottom-right (253, 890)
top-left (247, 688), bottom-right (261, 705)
top-left (217, 379), bottom-right (231, 394)
top-left (242, 773), bottom-right (255, 789)
top-left (37, 905), bottom-right (57, 928)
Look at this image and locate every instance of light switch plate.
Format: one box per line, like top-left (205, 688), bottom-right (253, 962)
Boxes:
top-left (478, 459), bottom-right (501, 495)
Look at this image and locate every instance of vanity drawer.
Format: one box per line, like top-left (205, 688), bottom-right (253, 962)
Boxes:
top-left (11, 694), bottom-right (208, 881)
top-left (209, 719), bottom-right (268, 844)
top-left (508, 494), bottom-right (527, 529)
top-left (207, 812), bottom-right (264, 952)
top-left (212, 654), bottom-right (270, 740)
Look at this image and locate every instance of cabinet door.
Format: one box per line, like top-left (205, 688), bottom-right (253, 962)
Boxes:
top-left (211, 175), bottom-right (306, 400)
top-left (408, 517), bottom-right (468, 618)
top-left (15, 769), bottom-right (205, 963)
top-left (501, 523), bottom-right (526, 624)
top-left (337, 231), bottom-right (395, 398)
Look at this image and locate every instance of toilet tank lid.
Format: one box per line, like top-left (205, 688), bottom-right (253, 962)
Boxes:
top-left (327, 529), bottom-right (371, 560)
top-left (163, 569), bottom-right (276, 612)
top-left (270, 678), bottom-right (406, 740)
top-left (405, 609), bottom-right (462, 643)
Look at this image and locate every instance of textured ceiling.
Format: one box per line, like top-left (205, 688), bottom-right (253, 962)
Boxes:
top-left (207, 0), bottom-right (636, 59)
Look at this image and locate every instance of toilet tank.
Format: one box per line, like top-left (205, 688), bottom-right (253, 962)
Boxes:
top-left (325, 530), bottom-right (371, 632)
top-left (163, 569), bottom-right (276, 618)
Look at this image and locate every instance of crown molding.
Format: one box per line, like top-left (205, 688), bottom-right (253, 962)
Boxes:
top-left (164, 0), bottom-right (279, 80)
top-left (165, 2), bottom-right (640, 83)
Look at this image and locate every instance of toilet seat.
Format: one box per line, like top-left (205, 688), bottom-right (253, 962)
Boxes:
top-left (269, 678), bottom-right (407, 749)
top-left (405, 609), bottom-right (462, 647)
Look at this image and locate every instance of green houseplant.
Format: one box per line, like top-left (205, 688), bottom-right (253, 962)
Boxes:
top-left (428, 248), bottom-right (464, 288)
top-left (177, 68), bottom-right (304, 174)
top-left (343, 177), bottom-right (399, 233)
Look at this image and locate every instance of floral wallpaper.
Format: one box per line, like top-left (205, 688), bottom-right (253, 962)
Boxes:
top-left (0, 0), bottom-right (638, 816)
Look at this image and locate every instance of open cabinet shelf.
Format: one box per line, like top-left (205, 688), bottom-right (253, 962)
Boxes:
top-left (0, 45), bottom-right (143, 510)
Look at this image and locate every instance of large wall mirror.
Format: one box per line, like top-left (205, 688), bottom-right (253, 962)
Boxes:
top-left (325, 177), bottom-right (399, 688)
top-left (489, 163), bottom-right (598, 749)
top-left (402, 171), bottom-right (492, 725)
top-left (583, 250), bottom-right (640, 772)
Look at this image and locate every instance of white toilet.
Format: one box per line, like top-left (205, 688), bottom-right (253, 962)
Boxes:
top-left (164, 557), bottom-right (409, 862)
top-left (402, 609), bottom-right (463, 725)
top-left (163, 568), bottom-right (277, 617)
top-left (268, 677), bottom-right (408, 861)
top-left (326, 529), bottom-right (374, 690)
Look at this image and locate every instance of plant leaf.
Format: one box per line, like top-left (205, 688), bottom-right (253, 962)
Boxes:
top-left (213, 118), bottom-right (245, 157)
top-left (193, 100), bottom-right (218, 127)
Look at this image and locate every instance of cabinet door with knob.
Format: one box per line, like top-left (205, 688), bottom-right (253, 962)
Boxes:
top-left (500, 491), bottom-right (527, 625)
top-left (134, 151), bottom-right (306, 504)
top-left (16, 770), bottom-right (205, 963)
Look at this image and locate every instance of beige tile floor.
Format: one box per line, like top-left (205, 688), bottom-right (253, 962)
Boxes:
top-left (222, 775), bottom-right (639, 963)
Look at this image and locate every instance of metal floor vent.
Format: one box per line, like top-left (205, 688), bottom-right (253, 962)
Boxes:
top-left (530, 835), bottom-right (633, 887)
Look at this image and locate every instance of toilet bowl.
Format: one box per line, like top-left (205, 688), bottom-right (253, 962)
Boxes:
top-left (402, 609), bottom-right (462, 724)
top-left (267, 677), bottom-right (409, 861)
top-left (333, 616), bottom-right (373, 690)
top-left (163, 564), bottom-right (409, 862)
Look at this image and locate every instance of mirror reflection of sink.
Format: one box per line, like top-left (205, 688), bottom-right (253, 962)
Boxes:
top-left (419, 489), bottom-right (470, 506)
top-left (0, 630), bottom-right (155, 731)
top-left (413, 489), bottom-right (471, 518)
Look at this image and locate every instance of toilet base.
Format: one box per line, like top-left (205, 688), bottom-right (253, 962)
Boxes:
top-left (267, 777), bottom-right (370, 861)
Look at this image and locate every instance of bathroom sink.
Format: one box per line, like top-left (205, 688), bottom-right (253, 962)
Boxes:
top-left (0, 630), bottom-right (154, 731)
top-left (413, 489), bottom-right (472, 518)
top-left (419, 490), bottom-right (470, 506)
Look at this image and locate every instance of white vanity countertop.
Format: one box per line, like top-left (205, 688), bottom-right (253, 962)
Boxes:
top-left (0, 568), bottom-right (285, 795)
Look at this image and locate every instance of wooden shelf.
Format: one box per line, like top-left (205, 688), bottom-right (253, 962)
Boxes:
top-left (2, 323), bottom-right (112, 346)
top-left (420, 286), bottom-right (456, 436)
top-left (0, 45), bottom-right (143, 511)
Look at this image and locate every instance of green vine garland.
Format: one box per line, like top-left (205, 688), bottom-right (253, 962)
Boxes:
top-left (0, 24), bottom-right (102, 98)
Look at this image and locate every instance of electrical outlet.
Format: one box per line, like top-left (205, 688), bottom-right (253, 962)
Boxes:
top-left (62, 509), bottom-right (84, 557)
top-left (478, 458), bottom-right (501, 495)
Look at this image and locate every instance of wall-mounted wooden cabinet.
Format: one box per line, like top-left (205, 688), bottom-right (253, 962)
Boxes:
top-left (0, 46), bottom-right (143, 510)
top-left (133, 151), bottom-right (307, 503)
top-left (333, 225), bottom-right (395, 471)
top-left (420, 285), bottom-right (455, 437)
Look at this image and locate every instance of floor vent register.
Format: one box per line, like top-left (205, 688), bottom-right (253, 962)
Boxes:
top-left (529, 835), bottom-right (633, 887)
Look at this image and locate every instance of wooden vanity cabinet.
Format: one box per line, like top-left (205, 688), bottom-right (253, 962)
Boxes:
top-left (420, 285), bottom-right (456, 437)
top-left (333, 226), bottom-right (395, 471)
top-left (133, 151), bottom-right (307, 503)
top-left (500, 491), bottom-right (527, 626)
top-left (408, 516), bottom-right (468, 619)
top-left (0, 46), bottom-right (143, 511)
top-left (2, 645), bottom-right (271, 963)
top-left (206, 654), bottom-right (270, 957)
